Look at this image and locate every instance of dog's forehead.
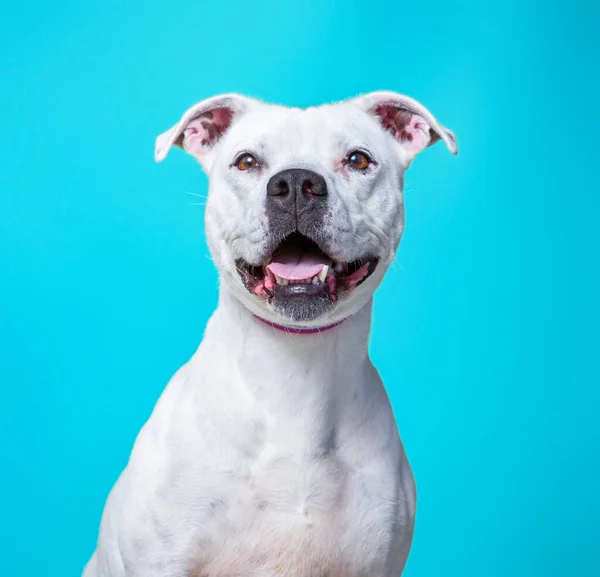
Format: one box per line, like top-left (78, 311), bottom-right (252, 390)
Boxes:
top-left (228, 102), bottom-right (380, 150)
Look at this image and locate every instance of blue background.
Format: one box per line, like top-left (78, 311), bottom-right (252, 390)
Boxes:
top-left (1, 1), bottom-right (598, 575)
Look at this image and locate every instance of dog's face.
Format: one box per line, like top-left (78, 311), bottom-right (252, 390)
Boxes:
top-left (156, 92), bottom-right (457, 326)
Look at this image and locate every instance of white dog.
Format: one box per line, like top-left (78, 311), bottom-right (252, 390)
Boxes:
top-left (83, 91), bottom-right (457, 577)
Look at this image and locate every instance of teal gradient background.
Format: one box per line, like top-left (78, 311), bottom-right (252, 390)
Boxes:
top-left (1, 1), bottom-right (598, 575)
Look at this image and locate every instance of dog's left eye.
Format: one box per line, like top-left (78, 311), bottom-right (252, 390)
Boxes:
top-left (235, 153), bottom-right (258, 171)
top-left (347, 151), bottom-right (371, 171)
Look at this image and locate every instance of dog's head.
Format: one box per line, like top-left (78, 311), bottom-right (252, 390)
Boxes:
top-left (156, 92), bottom-right (457, 326)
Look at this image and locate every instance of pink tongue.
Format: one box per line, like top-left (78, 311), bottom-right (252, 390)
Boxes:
top-left (267, 249), bottom-right (329, 280)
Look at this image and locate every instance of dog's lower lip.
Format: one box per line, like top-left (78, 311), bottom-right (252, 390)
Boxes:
top-left (272, 282), bottom-right (329, 297)
top-left (236, 255), bottom-right (378, 300)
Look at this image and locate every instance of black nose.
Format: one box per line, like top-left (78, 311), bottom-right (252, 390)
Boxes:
top-left (266, 168), bottom-right (328, 248)
top-left (267, 168), bottom-right (327, 232)
top-left (265, 168), bottom-right (328, 238)
top-left (267, 168), bottom-right (327, 201)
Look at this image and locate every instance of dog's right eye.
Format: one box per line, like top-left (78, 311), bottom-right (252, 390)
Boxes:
top-left (234, 153), bottom-right (258, 171)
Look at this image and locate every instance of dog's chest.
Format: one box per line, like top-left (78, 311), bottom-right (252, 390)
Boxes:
top-left (187, 419), bottom-right (396, 576)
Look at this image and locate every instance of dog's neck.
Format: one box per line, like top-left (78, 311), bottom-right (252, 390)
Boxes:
top-left (214, 288), bottom-right (372, 356)
top-left (203, 289), bottom-right (374, 426)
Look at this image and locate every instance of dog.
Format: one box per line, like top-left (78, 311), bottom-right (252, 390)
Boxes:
top-left (83, 91), bottom-right (457, 577)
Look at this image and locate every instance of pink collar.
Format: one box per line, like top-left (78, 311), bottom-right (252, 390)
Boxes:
top-left (253, 315), bottom-right (345, 334)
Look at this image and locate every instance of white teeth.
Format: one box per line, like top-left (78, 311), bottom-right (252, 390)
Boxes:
top-left (334, 262), bottom-right (344, 273)
top-left (318, 265), bottom-right (329, 283)
top-left (276, 275), bottom-right (325, 285)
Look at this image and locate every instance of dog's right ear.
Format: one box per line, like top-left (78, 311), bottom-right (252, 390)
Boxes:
top-left (154, 94), bottom-right (255, 164)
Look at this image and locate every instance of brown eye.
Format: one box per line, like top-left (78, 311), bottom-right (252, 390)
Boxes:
top-left (347, 151), bottom-right (371, 170)
top-left (235, 153), bottom-right (258, 171)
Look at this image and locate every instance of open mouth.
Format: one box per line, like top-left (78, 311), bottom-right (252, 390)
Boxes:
top-left (236, 232), bottom-right (379, 304)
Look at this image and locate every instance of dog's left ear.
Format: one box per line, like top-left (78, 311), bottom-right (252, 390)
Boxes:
top-left (350, 91), bottom-right (458, 165)
top-left (154, 93), bottom-right (256, 164)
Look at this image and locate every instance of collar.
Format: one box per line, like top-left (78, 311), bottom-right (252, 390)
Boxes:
top-left (253, 315), bottom-right (346, 334)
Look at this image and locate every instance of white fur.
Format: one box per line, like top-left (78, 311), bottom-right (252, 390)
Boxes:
top-left (84, 92), bottom-right (457, 576)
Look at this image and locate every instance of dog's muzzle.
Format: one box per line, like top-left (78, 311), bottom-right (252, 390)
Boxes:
top-left (235, 167), bottom-right (379, 321)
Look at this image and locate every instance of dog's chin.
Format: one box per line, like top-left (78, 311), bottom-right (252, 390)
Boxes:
top-left (269, 285), bottom-right (334, 323)
top-left (235, 232), bottom-right (379, 324)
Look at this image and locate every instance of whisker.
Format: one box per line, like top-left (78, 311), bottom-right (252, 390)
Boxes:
top-left (390, 259), bottom-right (404, 273)
top-left (185, 191), bottom-right (208, 199)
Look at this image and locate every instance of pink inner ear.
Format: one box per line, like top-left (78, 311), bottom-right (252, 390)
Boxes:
top-left (181, 107), bottom-right (234, 157)
top-left (375, 105), bottom-right (434, 157)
